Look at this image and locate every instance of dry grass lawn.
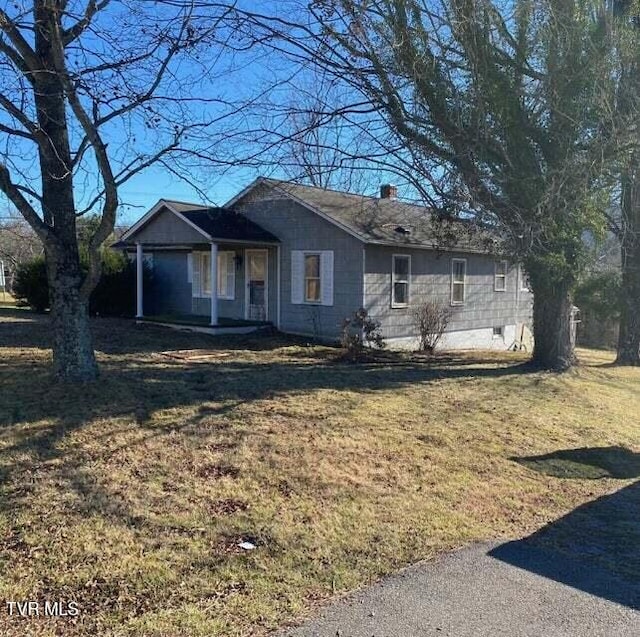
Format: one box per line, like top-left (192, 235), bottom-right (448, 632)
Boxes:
top-left (0, 307), bottom-right (638, 636)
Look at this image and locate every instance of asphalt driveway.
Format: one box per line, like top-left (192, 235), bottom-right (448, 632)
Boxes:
top-left (275, 541), bottom-right (640, 637)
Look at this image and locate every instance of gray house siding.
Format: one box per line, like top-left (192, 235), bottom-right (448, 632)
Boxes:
top-left (235, 191), bottom-right (363, 338)
top-left (192, 293), bottom-right (244, 318)
top-left (364, 244), bottom-right (533, 341)
top-left (133, 207), bottom-right (205, 244)
top-left (148, 251), bottom-right (192, 315)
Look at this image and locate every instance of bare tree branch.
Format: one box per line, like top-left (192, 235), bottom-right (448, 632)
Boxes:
top-left (62, 0), bottom-right (112, 45)
top-left (0, 163), bottom-right (51, 242)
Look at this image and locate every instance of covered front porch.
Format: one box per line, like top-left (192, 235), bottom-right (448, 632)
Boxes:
top-left (133, 242), bottom-right (280, 329)
top-left (115, 200), bottom-right (281, 329)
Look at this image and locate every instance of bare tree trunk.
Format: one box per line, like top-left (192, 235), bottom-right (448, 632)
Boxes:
top-left (45, 244), bottom-right (98, 381)
top-left (617, 253), bottom-right (640, 364)
top-left (531, 278), bottom-right (575, 371)
top-left (34, 54), bottom-right (98, 381)
top-left (616, 162), bottom-right (640, 364)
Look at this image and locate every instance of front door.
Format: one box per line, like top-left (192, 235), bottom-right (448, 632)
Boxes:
top-left (245, 250), bottom-right (268, 321)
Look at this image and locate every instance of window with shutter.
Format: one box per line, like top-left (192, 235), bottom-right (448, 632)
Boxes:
top-left (192, 253), bottom-right (202, 297)
top-left (191, 252), bottom-right (236, 299)
top-left (291, 250), bottom-right (334, 306)
top-left (291, 251), bottom-right (304, 304)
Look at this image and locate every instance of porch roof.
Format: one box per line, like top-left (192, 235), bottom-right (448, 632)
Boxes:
top-left (180, 207), bottom-right (279, 243)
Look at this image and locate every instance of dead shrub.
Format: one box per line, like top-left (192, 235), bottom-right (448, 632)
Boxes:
top-left (413, 300), bottom-right (453, 354)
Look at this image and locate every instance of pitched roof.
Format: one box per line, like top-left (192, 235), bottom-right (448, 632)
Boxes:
top-left (232, 178), bottom-right (496, 252)
top-left (117, 199), bottom-right (279, 245)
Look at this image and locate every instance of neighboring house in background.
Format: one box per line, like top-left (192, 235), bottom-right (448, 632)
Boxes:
top-left (116, 177), bottom-right (533, 350)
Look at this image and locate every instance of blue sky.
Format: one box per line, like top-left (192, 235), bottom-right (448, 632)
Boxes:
top-left (0, 1), bottom-right (409, 229)
top-left (100, 0), bottom-right (314, 226)
top-left (117, 163), bottom-right (265, 225)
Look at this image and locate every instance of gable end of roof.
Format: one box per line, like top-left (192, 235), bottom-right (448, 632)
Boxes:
top-left (226, 177), bottom-right (367, 242)
top-left (120, 199), bottom-right (212, 243)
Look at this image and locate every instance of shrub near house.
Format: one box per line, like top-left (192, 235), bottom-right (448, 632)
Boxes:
top-left (13, 251), bottom-right (150, 317)
top-left (340, 308), bottom-right (385, 361)
top-left (13, 257), bottom-right (49, 312)
top-left (413, 300), bottom-right (454, 354)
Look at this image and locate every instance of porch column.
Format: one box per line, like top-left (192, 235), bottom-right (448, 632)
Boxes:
top-left (136, 242), bottom-right (143, 318)
top-left (276, 245), bottom-right (281, 329)
top-left (210, 242), bottom-right (218, 326)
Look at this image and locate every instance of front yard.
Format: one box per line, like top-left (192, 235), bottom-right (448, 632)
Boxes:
top-left (0, 308), bottom-right (638, 636)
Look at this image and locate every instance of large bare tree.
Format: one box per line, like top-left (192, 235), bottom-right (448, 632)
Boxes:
top-left (0, 1), bottom-right (256, 380)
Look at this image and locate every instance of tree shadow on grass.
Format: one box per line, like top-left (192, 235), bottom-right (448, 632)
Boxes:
top-left (0, 308), bottom-right (538, 538)
top-left (513, 446), bottom-right (640, 479)
top-left (0, 310), bottom-right (619, 627)
top-left (0, 307), bottom-right (305, 354)
top-left (0, 308), bottom-right (540, 425)
top-left (0, 307), bottom-right (540, 367)
top-left (491, 447), bottom-right (640, 609)
top-left (0, 352), bottom-right (537, 460)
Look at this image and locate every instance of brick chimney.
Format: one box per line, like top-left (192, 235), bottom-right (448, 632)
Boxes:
top-left (380, 184), bottom-right (398, 199)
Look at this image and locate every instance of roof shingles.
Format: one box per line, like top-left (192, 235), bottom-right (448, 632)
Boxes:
top-left (120, 180), bottom-right (496, 252)
top-left (179, 207), bottom-right (279, 243)
top-left (246, 178), bottom-right (495, 252)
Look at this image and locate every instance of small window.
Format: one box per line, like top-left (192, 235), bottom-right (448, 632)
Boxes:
top-left (493, 326), bottom-right (504, 339)
top-left (392, 255), bottom-right (410, 307)
top-left (451, 258), bottom-right (466, 305)
top-left (304, 254), bottom-right (321, 303)
top-left (494, 260), bottom-right (507, 292)
top-left (197, 252), bottom-right (235, 298)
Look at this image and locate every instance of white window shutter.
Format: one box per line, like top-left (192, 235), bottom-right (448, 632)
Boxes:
top-left (227, 254), bottom-right (236, 299)
top-left (291, 251), bottom-right (304, 304)
top-left (217, 252), bottom-right (235, 299)
top-left (216, 252), bottom-right (224, 297)
top-left (187, 253), bottom-right (193, 283)
top-left (320, 250), bottom-right (334, 306)
top-left (192, 253), bottom-right (201, 297)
